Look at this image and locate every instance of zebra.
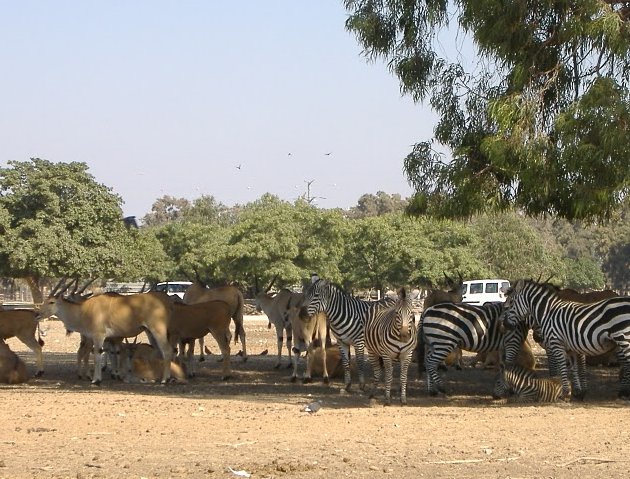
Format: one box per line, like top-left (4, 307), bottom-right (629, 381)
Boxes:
top-left (417, 301), bottom-right (528, 396)
top-left (493, 364), bottom-right (563, 403)
top-left (301, 279), bottom-right (395, 391)
top-left (502, 279), bottom-right (630, 400)
top-left (364, 287), bottom-right (417, 405)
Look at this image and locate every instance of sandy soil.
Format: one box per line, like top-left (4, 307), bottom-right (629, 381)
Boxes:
top-left (1, 316), bottom-right (629, 479)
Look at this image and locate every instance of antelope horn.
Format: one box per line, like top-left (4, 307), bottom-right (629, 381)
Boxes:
top-left (76, 278), bottom-right (96, 296)
top-left (266, 274), bottom-right (279, 293)
top-left (50, 277), bottom-right (68, 297)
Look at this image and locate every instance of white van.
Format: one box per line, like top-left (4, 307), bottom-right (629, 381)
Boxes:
top-left (461, 279), bottom-right (510, 305)
top-left (153, 281), bottom-right (192, 300)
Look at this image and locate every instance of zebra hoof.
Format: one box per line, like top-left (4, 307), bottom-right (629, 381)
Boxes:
top-left (91, 380), bottom-right (102, 386)
top-left (302, 377), bottom-right (313, 384)
top-left (290, 376), bottom-right (297, 383)
top-left (34, 371), bottom-right (44, 378)
top-left (222, 375), bottom-right (232, 381)
top-left (571, 390), bottom-right (586, 401)
top-left (199, 357), bottom-right (205, 362)
top-left (323, 377), bottom-right (330, 385)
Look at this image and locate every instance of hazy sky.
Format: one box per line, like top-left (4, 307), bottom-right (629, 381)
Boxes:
top-left (0, 1), bottom-right (439, 218)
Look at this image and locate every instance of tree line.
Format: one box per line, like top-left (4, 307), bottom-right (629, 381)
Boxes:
top-left (1, 160), bottom-right (628, 301)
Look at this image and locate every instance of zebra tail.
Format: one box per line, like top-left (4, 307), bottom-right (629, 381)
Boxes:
top-left (416, 325), bottom-right (426, 376)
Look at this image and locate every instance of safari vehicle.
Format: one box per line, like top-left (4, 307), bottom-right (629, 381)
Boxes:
top-left (461, 279), bottom-right (510, 305)
top-left (153, 281), bottom-right (192, 300)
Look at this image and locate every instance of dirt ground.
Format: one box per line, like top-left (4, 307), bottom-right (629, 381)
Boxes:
top-left (1, 316), bottom-right (629, 479)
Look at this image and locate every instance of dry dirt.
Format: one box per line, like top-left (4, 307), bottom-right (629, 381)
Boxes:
top-left (1, 316), bottom-right (629, 479)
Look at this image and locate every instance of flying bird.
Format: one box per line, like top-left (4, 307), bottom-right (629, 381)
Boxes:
top-left (324, 152), bottom-right (332, 156)
top-left (236, 164), bottom-right (242, 170)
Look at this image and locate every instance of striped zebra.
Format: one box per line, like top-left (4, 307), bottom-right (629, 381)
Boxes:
top-left (302, 279), bottom-right (395, 391)
top-left (418, 302), bottom-right (528, 396)
top-left (502, 279), bottom-right (630, 400)
top-left (364, 287), bottom-right (417, 405)
top-left (494, 365), bottom-right (563, 403)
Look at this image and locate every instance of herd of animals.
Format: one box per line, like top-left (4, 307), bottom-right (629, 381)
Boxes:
top-left (0, 274), bottom-right (628, 406)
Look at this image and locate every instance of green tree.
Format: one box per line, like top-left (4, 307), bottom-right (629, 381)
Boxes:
top-left (0, 159), bottom-right (137, 301)
top-left (345, 1), bottom-right (630, 221)
top-left (348, 191), bottom-right (408, 218)
top-left (470, 212), bottom-right (566, 281)
top-left (142, 195), bottom-right (191, 226)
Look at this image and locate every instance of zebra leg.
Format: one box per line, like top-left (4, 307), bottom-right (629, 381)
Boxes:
top-left (616, 342), bottom-right (630, 399)
top-left (425, 350), bottom-right (448, 396)
top-left (337, 342), bottom-right (353, 391)
top-left (548, 347), bottom-right (571, 400)
top-left (355, 342), bottom-right (367, 391)
top-left (570, 353), bottom-right (587, 400)
top-left (382, 356), bottom-right (394, 406)
top-left (399, 352), bottom-right (413, 405)
top-left (367, 353), bottom-right (383, 401)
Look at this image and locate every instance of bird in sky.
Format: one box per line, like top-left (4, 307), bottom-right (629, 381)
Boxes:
top-left (236, 164), bottom-right (242, 170)
top-left (324, 152), bottom-right (332, 156)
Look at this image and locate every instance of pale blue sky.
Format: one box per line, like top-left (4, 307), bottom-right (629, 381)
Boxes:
top-left (0, 1), bottom-right (440, 217)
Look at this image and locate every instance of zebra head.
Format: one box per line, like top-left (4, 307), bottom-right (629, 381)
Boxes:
top-left (394, 287), bottom-right (415, 343)
top-left (302, 278), bottom-right (330, 317)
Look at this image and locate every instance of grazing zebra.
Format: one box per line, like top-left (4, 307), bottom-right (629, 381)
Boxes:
top-left (502, 279), bottom-right (630, 400)
top-left (493, 365), bottom-right (563, 403)
top-left (418, 302), bottom-right (527, 396)
top-left (364, 288), bottom-right (417, 405)
top-left (301, 279), bottom-right (395, 391)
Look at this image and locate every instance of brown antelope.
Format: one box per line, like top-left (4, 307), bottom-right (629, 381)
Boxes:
top-left (38, 281), bottom-right (174, 385)
top-left (254, 276), bottom-right (294, 369)
top-left (182, 281), bottom-right (247, 362)
top-left (284, 291), bottom-right (331, 383)
top-left (165, 298), bottom-right (234, 379)
top-left (0, 309), bottom-right (45, 376)
top-left (119, 340), bottom-right (187, 384)
top-left (423, 272), bottom-right (464, 310)
top-left (0, 341), bottom-right (28, 384)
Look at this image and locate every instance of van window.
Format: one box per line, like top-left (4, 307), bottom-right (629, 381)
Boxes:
top-left (469, 283), bottom-right (483, 294)
top-left (485, 283), bottom-right (498, 294)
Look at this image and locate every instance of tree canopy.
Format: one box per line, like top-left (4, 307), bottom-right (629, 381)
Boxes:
top-left (344, 0), bottom-right (630, 221)
top-left (0, 159), bottom-right (169, 300)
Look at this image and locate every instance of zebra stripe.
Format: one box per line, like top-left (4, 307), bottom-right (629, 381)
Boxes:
top-left (503, 279), bottom-right (630, 400)
top-left (418, 302), bottom-right (527, 396)
top-left (494, 365), bottom-right (563, 403)
top-left (364, 288), bottom-right (417, 405)
top-left (302, 279), bottom-right (394, 391)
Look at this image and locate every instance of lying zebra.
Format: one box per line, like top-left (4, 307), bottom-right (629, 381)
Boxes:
top-left (493, 365), bottom-right (563, 403)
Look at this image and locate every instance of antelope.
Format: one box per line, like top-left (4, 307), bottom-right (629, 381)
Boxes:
top-left (0, 341), bottom-right (29, 384)
top-left (0, 309), bottom-right (45, 376)
top-left (254, 276), bottom-right (294, 369)
top-left (165, 298), bottom-right (234, 380)
top-left (284, 292), bottom-right (330, 383)
top-left (182, 280), bottom-right (247, 362)
top-left (38, 280), bottom-right (174, 385)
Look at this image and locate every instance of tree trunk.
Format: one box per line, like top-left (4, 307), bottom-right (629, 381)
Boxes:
top-left (24, 276), bottom-right (43, 305)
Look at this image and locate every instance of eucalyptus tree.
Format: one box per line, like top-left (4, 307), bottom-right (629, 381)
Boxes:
top-left (470, 212), bottom-right (566, 282)
top-left (0, 159), bottom-right (141, 302)
top-left (344, 1), bottom-right (630, 221)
